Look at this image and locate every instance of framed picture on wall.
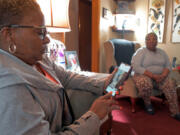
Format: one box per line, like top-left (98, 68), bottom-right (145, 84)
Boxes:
top-left (64, 51), bottom-right (81, 72)
top-left (102, 7), bottom-right (112, 20)
top-left (147, 0), bottom-right (166, 42)
top-left (172, 0), bottom-right (180, 43)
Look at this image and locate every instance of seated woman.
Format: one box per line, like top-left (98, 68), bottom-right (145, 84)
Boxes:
top-left (0, 0), bottom-right (118, 134)
top-left (131, 32), bottom-right (180, 121)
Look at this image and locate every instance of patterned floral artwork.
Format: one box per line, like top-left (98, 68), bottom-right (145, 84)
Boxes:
top-left (148, 0), bottom-right (166, 42)
top-left (172, 0), bottom-right (180, 43)
top-left (46, 37), bottom-right (66, 69)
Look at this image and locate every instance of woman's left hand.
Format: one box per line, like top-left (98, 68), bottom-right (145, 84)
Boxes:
top-left (159, 74), bottom-right (167, 82)
top-left (153, 74), bottom-right (165, 83)
top-left (103, 68), bottom-right (118, 93)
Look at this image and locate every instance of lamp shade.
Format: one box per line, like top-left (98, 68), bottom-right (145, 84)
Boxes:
top-left (37, 0), bottom-right (71, 32)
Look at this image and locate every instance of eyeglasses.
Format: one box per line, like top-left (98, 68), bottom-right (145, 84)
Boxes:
top-left (0, 24), bottom-right (48, 40)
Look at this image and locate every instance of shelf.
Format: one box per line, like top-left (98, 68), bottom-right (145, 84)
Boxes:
top-left (115, 10), bottom-right (135, 14)
top-left (112, 29), bottom-right (134, 33)
top-left (112, 26), bottom-right (134, 33)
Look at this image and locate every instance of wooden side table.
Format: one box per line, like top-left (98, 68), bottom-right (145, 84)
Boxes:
top-left (100, 113), bottom-right (112, 135)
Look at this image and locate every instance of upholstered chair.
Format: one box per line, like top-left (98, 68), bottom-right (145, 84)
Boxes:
top-left (104, 39), bottom-right (180, 113)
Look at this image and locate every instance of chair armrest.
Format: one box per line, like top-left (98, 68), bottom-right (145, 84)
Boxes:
top-left (104, 41), bottom-right (116, 73)
top-left (169, 70), bottom-right (180, 85)
top-left (134, 42), bottom-right (141, 51)
top-left (120, 77), bottom-right (139, 98)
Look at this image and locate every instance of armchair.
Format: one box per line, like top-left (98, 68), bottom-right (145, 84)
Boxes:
top-left (104, 39), bottom-right (140, 73)
top-left (104, 39), bottom-right (180, 113)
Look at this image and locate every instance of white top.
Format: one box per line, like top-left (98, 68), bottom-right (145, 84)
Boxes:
top-left (131, 47), bottom-right (171, 74)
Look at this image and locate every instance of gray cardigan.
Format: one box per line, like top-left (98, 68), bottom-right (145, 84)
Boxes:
top-left (0, 49), bottom-right (105, 135)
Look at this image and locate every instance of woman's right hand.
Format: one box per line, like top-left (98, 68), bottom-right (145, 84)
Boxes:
top-left (153, 74), bottom-right (164, 83)
top-left (103, 68), bottom-right (118, 93)
top-left (89, 93), bottom-right (119, 120)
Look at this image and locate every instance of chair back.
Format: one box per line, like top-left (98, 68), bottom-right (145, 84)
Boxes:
top-left (104, 39), bottom-right (140, 73)
top-left (111, 39), bottom-right (135, 66)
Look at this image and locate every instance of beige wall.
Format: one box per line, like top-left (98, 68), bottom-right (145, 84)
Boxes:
top-left (65, 0), bottom-right (79, 52)
top-left (65, 0), bottom-right (180, 72)
top-left (99, 0), bottom-right (180, 72)
top-left (100, 0), bottom-right (121, 72)
top-left (134, 0), bottom-right (180, 65)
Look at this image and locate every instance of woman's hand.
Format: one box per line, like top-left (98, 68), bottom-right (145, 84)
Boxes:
top-left (89, 93), bottom-right (119, 120)
top-left (153, 74), bottom-right (165, 83)
top-left (153, 68), bottom-right (169, 83)
top-left (103, 68), bottom-right (118, 93)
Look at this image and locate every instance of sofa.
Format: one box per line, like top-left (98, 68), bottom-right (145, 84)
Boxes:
top-left (66, 72), bottom-right (112, 135)
top-left (66, 72), bottom-right (108, 119)
top-left (46, 37), bottom-right (112, 135)
top-left (104, 39), bottom-right (180, 112)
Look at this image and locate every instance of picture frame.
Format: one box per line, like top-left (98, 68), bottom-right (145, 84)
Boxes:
top-left (102, 7), bottom-right (112, 20)
top-left (147, 0), bottom-right (166, 43)
top-left (46, 37), bottom-right (66, 69)
top-left (64, 51), bottom-right (81, 72)
top-left (172, 0), bottom-right (180, 43)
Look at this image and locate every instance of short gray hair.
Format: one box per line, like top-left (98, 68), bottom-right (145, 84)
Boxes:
top-left (145, 32), bottom-right (158, 40)
top-left (0, 0), bottom-right (41, 26)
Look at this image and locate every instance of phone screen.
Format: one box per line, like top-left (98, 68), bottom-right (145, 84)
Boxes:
top-left (106, 63), bottom-right (131, 96)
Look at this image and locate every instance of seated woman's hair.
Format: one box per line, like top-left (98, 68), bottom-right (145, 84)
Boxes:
top-left (0, 0), bottom-right (40, 28)
top-left (145, 32), bottom-right (157, 40)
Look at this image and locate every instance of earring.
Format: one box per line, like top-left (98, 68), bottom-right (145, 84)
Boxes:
top-left (8, 44), bottom-right (17, 54)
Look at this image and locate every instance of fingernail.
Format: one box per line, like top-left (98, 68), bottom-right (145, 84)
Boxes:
top-left (119, 86), bottom-right (123, 90)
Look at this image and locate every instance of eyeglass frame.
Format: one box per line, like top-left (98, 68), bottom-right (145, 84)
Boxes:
top-left (0, 24), bottom-right (49, 40)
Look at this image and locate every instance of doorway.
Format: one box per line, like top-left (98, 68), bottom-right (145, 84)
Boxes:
top-left (79, 0), bottom-right (92, 71)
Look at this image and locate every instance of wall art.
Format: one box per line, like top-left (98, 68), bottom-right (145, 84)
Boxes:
top-left (148, 0), bottom-right (166, 42)
top-left (172, 0), bottom-right (180, 43)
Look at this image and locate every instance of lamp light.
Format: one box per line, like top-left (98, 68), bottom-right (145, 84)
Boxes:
top-left (36, 0), bottom-right (71, 32)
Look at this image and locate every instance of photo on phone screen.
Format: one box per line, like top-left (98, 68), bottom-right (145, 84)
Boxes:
top-left (106, 63), bottom-right (132, 96)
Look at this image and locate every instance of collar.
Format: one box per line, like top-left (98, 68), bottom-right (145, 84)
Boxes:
top-left (0, 49), bottom-right (62, 91)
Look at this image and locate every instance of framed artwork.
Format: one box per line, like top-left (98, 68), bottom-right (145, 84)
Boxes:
top-left (102, 7), bottom-right (112, 20)
top-left (172, 0), bottom-right (180, 43)
top-left (46, 37), bottom-right (66, 69)
top-left (64, 51), bottom-right (81, 72)
top-left (147, 0), bottom-right (166, 42)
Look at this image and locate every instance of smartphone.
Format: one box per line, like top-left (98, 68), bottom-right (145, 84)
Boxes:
top-left (106, 63), bottom-right (132, 96)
